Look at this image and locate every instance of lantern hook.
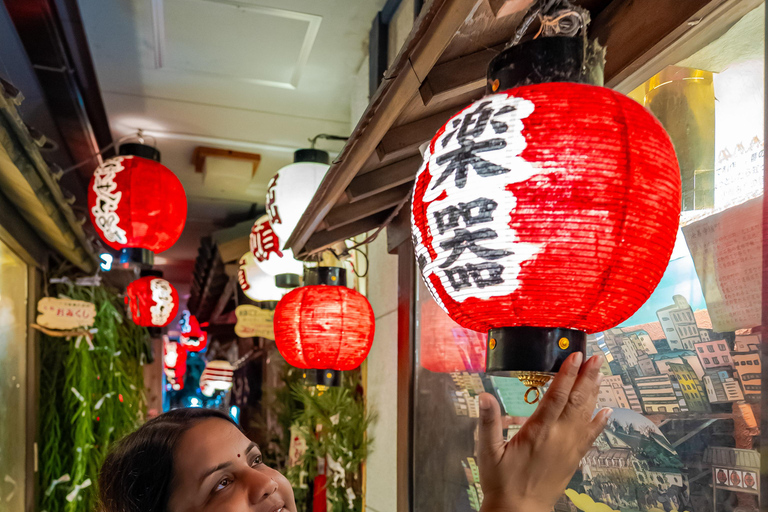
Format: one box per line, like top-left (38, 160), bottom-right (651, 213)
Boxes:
top-left (308, 133), bottom-right (349, 149)
top-left (508, 0), bottom-right (588, 48)
top-left (524, 387), bottom-right (541, 404)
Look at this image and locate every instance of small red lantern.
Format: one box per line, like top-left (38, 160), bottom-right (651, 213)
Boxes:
top-left (125, 276), bottom-right (179, 327)
top-left (178, 311), bottom-right (208, 352)
top-left (274, 280), bottom-right (375, 371)
top-left (163, 339), bottom-right (187, 390)
top-left (411, 38), bottom-right (681, 398)
top-left (88, 149), bottom-right (187, 257)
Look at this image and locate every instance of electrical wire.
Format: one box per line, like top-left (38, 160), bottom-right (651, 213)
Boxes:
top-left (60, 130), bottom-right (154, 175)
top-left (346, 246), bottom-right (369, 278)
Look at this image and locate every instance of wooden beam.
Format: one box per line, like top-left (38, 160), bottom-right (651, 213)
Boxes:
top-left (299, 211), bottom-right (393, 256)
top-left (419, 45), bottom-right (503, 106)
top-left (286, 0), bottom-right (482, 256)
top-left (375, 107), bottom-right (458, 162)
top-left (209, 276), bottom-right (237, 323)
top-left (396, 240), bottom-right (415, 512)
top-left (347, 155), bottom-right (422, 203)
top-left (591, 0), bottom-right (729, 86)
top-left (386, 201), bottom-right (412, 254)
top-left (487, 0), bottom-right (535, 19)
top-left (324, 183), bottom-right (413, 231)
top-left (603, 0), bottom-right (763, 92)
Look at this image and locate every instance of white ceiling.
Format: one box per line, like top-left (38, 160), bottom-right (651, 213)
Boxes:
top-left (76, 0), bottom-right (386, 295)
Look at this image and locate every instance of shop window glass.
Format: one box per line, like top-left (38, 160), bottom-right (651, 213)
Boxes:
top-left (0, 238), bottom-right (28, 511)
top-left (411, 4), bottom-right (763, 512)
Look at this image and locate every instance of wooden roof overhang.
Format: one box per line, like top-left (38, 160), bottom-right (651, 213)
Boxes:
top-left (286, 0), bottom-right (757, 258)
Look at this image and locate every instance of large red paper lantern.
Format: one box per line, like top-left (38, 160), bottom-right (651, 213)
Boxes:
top-left (274, 285), bottom-right (375, 371)
top-left (125, 276), bottom-right (179, 327)
top-left (412, 81), bottom-right (681, 383)
top-left (88, 154), bottom-right (187, 254)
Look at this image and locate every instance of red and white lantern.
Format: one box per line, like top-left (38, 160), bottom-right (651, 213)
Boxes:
top-left (125, 276), bottom-right (179, 328)
top-left (163, 339), bottom-right (187, 390)
top-left (179, 311), bottom-right (208, 352)
top-left (412, 82), bottom-right (681, 379)
top-left (88, 155), bottom-right (187, 254)
top-left (238, 251), bottom-right (286, 302)
top-left (200, 360), bottom-right (235, 397)
top-left (249, 215), bottom-right (304, 277)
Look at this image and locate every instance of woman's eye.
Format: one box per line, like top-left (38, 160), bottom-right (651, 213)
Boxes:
top-left (251, 454), bottom-right (263, 467)
top-left (215, 477), bottom-right (231, 492)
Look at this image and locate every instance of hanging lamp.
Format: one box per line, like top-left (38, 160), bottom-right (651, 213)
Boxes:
top-left (410, 3), bottom-right (681, 402)
top-left (88, 143), bottom-right (187, 267)
top-left (125, 272), bottom-right (179, 328)
top-left (274, 267), bottom-right (374, 388)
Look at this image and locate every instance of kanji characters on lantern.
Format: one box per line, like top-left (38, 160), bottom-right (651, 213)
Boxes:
top-left (163, 338), bottom-right (187, 391)
top-left (125, 276), bottom-right (179, 328)
top-left (88, 148), bottom-right (187, 261)
top-left (412, 81), bottom-right (681, 382)
top-left (249, 214), bottom-right (304, 277)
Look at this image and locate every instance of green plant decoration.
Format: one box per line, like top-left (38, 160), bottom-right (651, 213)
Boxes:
top-left (287, 370), bottom-right (374, 512)
top-left (38, 281), bottom-right (148, 512)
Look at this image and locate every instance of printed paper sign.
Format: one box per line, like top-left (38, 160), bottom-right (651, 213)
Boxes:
top-left (234, 305), bottom-right (274, 340)
top-left (287, 426), bottom-right (307, 467)
top-left (682, 196), bottom-right (762, 331)
top-left (36, 297), bottom-right (96, 329)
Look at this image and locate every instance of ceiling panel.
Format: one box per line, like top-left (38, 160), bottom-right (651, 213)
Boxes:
top-left (161, 0), bottom-right (320, 88)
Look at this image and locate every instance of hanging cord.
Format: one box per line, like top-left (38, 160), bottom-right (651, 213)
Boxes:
top-left (341, 188), bottom-right (413, 255)
top-left (508, 0), bottom-right (586, 47)
top-left (345, 246), bottom-right (369, 278)
top-left (60, 130), bottom-right (156, 175)
top-left (308, 133), bottom-right (349, 149)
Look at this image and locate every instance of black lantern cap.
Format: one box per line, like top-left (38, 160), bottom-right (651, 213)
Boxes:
top-left (120, 248), bottom-right (154, 268)
top-left (486, 36), bottom-right (605, 93)
top-left (303, 266), bottom-right (346, 287)
top-left (119, 143), bottom-right (162, 162)
top-left (486, 327), bottom-right (587, 374)
top-left (275, 273), bottom-right (302, 289)
top-left (294, 148), bottom-right (329, 165)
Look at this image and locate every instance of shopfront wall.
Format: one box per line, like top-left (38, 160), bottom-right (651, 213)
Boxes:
top-left (406, 3), bottom-right (766, 512)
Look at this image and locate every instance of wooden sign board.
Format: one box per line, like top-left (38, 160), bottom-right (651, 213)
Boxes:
top-left (234, 305), bottom-right (274, 340)
top-left (36, 297), bottom-right (96, 330)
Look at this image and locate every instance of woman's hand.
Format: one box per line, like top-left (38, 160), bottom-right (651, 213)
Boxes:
top-left (477, 353), bottom-right (611, 512)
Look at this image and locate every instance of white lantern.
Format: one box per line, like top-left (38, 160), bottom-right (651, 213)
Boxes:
top-left (266, 149), bottom-right (330, 245)
top-left (200, 360), bottom-right (234, 397)
top-left (249, 215), bottom-right (304, 277)
top-left (238, 252), bottom-right (286, 302)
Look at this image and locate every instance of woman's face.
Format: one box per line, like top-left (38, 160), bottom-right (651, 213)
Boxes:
top-left (168, 418), bottom-right (295, 512)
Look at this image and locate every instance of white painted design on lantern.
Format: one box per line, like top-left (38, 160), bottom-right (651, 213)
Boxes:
top-left (149, 279), bottom-right (174, 326)
top-left (91, 156), bottom-right (131, 245)
top-left (249, 215), bottom-right (304, 276)
top-left (413, 93), bottom-right (547, 308)
top-left (238, 251), bottom-right (286, 301)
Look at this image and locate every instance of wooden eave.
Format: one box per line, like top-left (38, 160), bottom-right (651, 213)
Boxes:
top-left (286, 0), bottom-right (757, 258)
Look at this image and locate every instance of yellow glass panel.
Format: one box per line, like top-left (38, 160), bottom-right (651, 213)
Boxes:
top-left (0, 239), bottom-right (28, 511)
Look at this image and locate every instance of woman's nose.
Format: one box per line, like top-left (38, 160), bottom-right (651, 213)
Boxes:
top-left (244, 469), bottom-right (278, 504)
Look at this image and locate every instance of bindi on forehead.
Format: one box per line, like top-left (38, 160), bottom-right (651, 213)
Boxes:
top-left (237, 454), bottom-right (240, 457)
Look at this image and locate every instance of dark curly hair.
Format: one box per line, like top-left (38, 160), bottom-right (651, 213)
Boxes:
top-left (99, 408), bottom-right (238, 512)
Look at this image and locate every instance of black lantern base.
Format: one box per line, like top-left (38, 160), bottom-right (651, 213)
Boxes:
top-left (486, 326), bottom-right (586, 374)
top-left (275, 273), bottom-right (302, 289)
top-left (301, 369), bottom-right (342, 389)
top-left (120, 248), bottom-right (154, 267)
